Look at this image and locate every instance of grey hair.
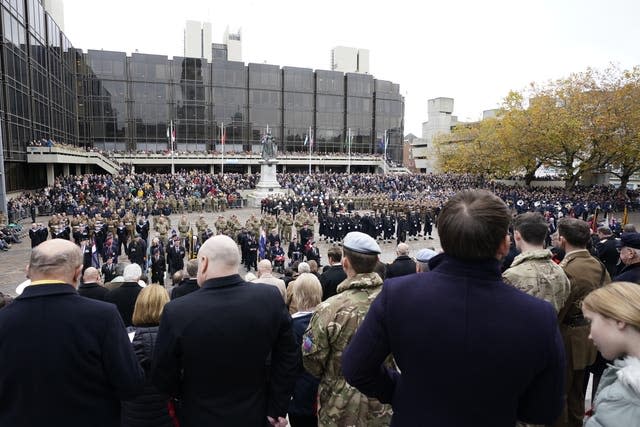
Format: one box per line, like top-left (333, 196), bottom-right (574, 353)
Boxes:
top-left (123, 263), bottom-right (142, 281)
top-left (186, 259), bottom-right (199, 277)
top-left (297, 262), bottom-right (311, 274)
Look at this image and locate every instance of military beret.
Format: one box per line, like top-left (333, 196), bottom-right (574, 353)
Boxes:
top-left (343, 231), bottom-right (381, 255)
top-left (415, 248), bottom-right (438, 263)
top-left (620, 232), bottom-right (640, 250)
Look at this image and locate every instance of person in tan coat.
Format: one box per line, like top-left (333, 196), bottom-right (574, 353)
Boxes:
top-left (555, 218), bottom-right (611, 427)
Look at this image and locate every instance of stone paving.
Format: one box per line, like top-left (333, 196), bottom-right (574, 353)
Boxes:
top-left (0, 207), bottom-right (443, 296)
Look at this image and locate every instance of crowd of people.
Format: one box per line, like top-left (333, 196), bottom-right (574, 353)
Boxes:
top-left (2, 170), bottom-right (640, 426)
top-left (2, 188), bottom-right (640, 427)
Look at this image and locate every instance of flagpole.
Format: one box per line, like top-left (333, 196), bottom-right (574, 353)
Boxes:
top-left (347, 128), bottom-right (351, 174)
top-left (221, 122), bottom-right (224, 176)
top-left (308, 126), bottom-right (312, 175)
top-left (383, 129), bottom-right (388, 175)
top-left (170, 120), bottom-right (175, 175)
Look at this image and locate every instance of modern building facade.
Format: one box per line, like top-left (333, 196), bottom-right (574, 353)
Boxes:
top-left (0, 0), bottom-right (78, 194)
top-left (0, 0), bottom-right (404, 204)
top-left (331, 46), bottom-right (369, 74)
top-left (222, 27), bottom-right (241, 62)
top-left (184, 20), bottom-right (212, 62)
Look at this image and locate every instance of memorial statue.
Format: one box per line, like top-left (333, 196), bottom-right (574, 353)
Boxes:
top-left (261, 132), bottom-right (276, 160)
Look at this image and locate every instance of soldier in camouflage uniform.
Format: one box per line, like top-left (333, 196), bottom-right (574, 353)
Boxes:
top-left (502, 212), bottom-right (571, 313)
top-left (302, 231), bottom-right (393, 427)
top-left (177, 214), bottom-right (191, 246)
top-left (280, 212), bottom-right (293, 244)
top-left (155, 215), bottom-right (170, 247)
top-left (196, 215), bottom-right (209, 237)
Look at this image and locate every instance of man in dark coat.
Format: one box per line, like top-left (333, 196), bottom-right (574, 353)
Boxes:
top-left (614, 231), bottom-right (640, 283)
top-left (385, 243), bottom-right (416, 278)
top-left (78, 267), bottom-right (109, 301)
top-left (342, 190), bottom-right (566, 427)
top-left (595, 226), bottom-right (620, 277)
top-left (152, 235), bottom-right (297, 427)
top-left (319, 245), bottom-right (347, 301)
top-left (101, 257), bottom-right (117, 283)
top-left (166, 236), bottom-right (186, 276)
top-left (105, 263), bottom-right (143, 326)
top-left (127, 234), bottom-right (147, 271)
top-left (0, 239), bottom-right (143, 427)
top-left (171, 259), bottom-right (200, 299)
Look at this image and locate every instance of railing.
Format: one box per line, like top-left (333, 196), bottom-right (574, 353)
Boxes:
top-left (26, 147), bottom-right (120, 175)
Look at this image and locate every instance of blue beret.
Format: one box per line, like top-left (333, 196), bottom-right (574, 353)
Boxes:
top-left (415, 248), bottom-right (438, 263)
top-left (343, 231), bottom-right (381, 255)
top-left (621, 232), bottom-right (640, 250)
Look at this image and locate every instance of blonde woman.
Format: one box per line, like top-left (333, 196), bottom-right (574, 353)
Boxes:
top-left (582, 281), bottom-right (640, 426)
top-left (289, 273), bottom-right (322, 427)
top-left (122, 285), bottom-right (174, 427)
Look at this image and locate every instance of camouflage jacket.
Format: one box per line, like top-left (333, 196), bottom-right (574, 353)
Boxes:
top-left (302, 272), bottom-right (392, 427)
top-left (502, 249), bottom-right (571, 314)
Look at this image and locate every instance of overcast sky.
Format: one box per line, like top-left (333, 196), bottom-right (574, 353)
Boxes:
top-left (61, 0), bottom-right (640, 136)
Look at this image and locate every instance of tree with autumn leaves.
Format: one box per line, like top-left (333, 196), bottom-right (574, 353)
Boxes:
top-left (433, 65), bottom-right (640, 189)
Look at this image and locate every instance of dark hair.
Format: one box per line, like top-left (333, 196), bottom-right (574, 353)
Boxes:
top-left (513, 212), bottom-right (548, 246)
top-left (436, 190), bottom-right (510, 260)
top-left (343, 248), bottom-right (378, 274)
top-left (558, 217), bottom-right (591, 248)
top-left (327, 246), bottom-right (342, 263)
top-left (597, 226), bottom-right (612, 236)
top-left (374, 260), bottom-right (387, 280)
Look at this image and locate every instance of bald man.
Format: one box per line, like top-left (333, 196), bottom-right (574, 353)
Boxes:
top-left (77, 266), bottom-right (109, 301)
top-left (0, 239), bottom-right (143, 427)
top-left (252, 259), bottom-right (286, 300)
top-left (386, 242), bottom-right (417, 278)
top-left (152, 235), bottom-right (297, 427)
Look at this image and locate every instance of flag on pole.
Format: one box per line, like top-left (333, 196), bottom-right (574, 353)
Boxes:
top-left (591, 208), bottom-right (599, 232)
top-left (623, 205), bottom-right (629, 226)
top-left (221, 122), bottom-right (225, 145)
top-left (167, 121), bottom-right (176, 146)
top-left (303, 134), bottom-right (308, 146)
top-left (310, 129), bottom-right (314, 150)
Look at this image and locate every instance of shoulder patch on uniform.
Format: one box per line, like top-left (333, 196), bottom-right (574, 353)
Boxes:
top-left (303, 334), bottom-right (313, 352)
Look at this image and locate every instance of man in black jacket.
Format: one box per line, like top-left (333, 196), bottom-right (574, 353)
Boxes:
top-left (101, 257), bottom-right (117, 283)
top-left (595, 226), bottom-right (620, 277)
top-left (153, 235), bottom-right (297, 427)
top-left (166, 236), bottom-right (186, 277)
top-left (319, 245), bottom-right (347, 301)
top-left (0, 239), bottom-right (143, 427)
top-left (386, 243), bottom-right (416, 278)
top-left (78, 267), bottom-right (109, 301)
top-left (171, 259), bottom-right (200, 299)
top-left (127, 235), bottom-right (147, 271)
top-left (105, 263), bottom-right (143, 326)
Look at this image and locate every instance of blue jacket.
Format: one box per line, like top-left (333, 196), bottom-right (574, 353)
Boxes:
top-left (342, 254), bottom-right (566, 427)
top-left (0, 284), bottom-right (144, 427)
top-left (585, 357), bottom-right (640, 426)
top-left (288, 311), bottom-right (319, 416)
top-left (614, 262), bottom-right (640, 284)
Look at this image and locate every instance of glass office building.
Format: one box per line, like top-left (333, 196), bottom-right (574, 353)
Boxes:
top-left (1, 0), bottom-right (404, 192)
top-left (1, 0), bottom-right (77, 191)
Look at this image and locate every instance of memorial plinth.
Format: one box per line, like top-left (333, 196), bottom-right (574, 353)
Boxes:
top-left (247, 158), bottom-right (287, 207)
